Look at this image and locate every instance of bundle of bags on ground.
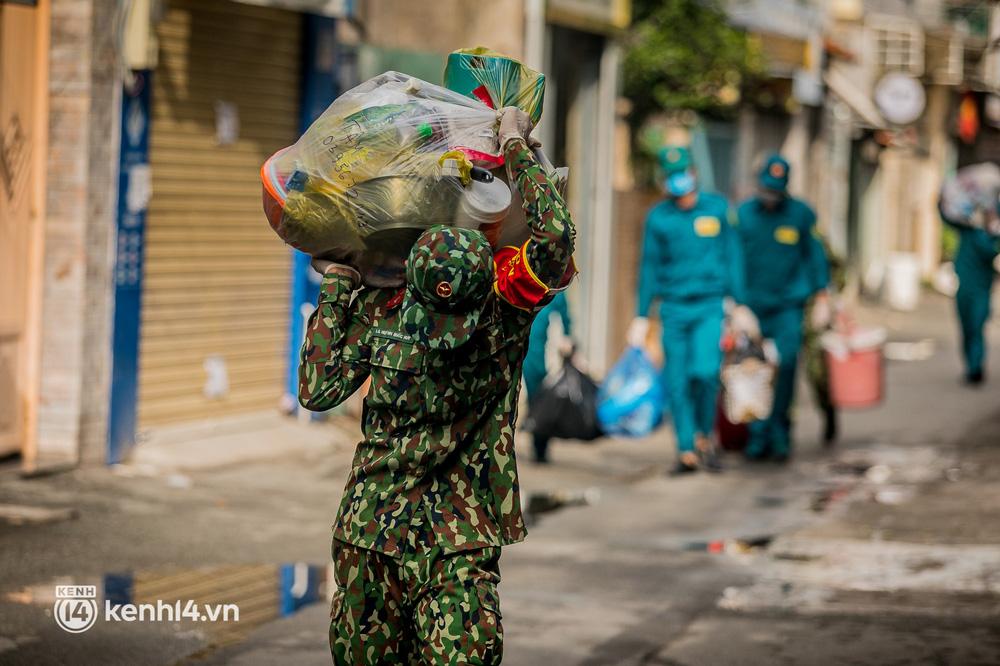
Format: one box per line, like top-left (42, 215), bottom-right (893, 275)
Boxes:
top-left (261, 48), bottom-right (553, 286)
top-left (527, 311), bottom-right (786, 444)
top-left (522, 342), bottom-right (667, 443)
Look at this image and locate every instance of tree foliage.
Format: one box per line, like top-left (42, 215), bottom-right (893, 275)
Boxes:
top-left (623, 0), bottom-right (763, 126)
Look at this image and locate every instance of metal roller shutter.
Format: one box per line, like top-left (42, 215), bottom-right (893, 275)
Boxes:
top-left (139, 0), bottom-right (301, 427)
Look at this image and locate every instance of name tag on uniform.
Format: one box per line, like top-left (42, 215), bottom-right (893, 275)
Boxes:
top-left (371, 327), bottom-right (414, 344)
top-left (694, 216), bottom-right (721, 237)
top-left (775, 226), bottom-right (799, 244)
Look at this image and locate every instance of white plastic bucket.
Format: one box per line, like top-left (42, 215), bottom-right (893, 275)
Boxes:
top-left (885, 252), bottom-right (921, 311)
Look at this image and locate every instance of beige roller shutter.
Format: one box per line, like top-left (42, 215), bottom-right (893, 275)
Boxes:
top-left (0, 2), bottom-right (47, 457)
top-left (139, 0), bottom-right (301, 427)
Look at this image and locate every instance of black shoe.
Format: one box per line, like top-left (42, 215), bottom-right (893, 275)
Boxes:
top-left (669, 460), bottom-right (699, 476)
top-left (771, 451), bottom-right (790, 464)
top-left (822, 405), bottom-right (838, 446)
top-left (533, 436), bottom-right (551, 462)
top-left (698, 448), bottom-right (724, 473)
top-left (966, 370), bottom-right (985, 386)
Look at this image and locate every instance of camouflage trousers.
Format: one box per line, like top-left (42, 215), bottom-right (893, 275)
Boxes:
top-left (329, 523), bottom-right (503, 665)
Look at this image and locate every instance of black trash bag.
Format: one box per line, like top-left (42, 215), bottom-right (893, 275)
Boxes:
top-left (523, 356), bottom-right (604, 442)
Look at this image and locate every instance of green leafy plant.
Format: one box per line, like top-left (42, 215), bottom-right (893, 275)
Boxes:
top-left (623, 0), bottom-right (764, 129)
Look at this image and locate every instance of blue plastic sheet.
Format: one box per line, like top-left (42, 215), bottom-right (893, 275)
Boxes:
top-left (597, 346), bottom-right (665, 437)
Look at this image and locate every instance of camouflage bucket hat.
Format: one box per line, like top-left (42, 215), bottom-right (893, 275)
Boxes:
top-left (401, 226), bottom-right (495, 349)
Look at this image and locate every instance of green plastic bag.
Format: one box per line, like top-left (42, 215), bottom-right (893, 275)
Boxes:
top-left (444, 47), bottom-right (545, 124)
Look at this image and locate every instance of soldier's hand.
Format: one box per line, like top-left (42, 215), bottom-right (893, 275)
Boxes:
top-left (311, 258), bottom-right (335, 274)
top-left (311, 259), bottom-right (361, 288)
top-left (498, 107), bottom-right (534, 149)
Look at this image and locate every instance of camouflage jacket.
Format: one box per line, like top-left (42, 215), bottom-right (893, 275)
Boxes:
top-left (299, 138), bottom-right (576, 556)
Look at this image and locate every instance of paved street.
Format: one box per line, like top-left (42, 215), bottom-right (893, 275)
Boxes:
top-left (2, 293), bottom-right (1000, 665)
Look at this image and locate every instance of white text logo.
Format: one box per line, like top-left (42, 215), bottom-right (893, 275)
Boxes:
top-left (53, 585), bottom-right (240, 633)
top-left (54, 586), bottom-right (98, 634)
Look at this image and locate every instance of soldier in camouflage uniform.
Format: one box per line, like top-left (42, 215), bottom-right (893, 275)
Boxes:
top-left (299, 106), bottom-right (576, 665)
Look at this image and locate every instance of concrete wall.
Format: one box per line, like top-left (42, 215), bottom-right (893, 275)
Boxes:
top-left (78, 0), bottom-right (121, 464)
top-left (355, 0), bottom-right (525, 58)
top-left (30, 0), bottom-right (528, 466)
top-left (35, 0), bottom-right (120, 466)
top-left (36, 0), bottom-right (93, 465)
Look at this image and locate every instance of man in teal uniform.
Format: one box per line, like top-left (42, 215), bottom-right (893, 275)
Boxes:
top-left (737, 154), bottom-right (830, 462)
top-left (938, 164), bottom-right (1000, 384)
top-left (630, 145), bottom-right (749, 474)
top-left (523, 291), bottom-right (572, 462)
top-left (951, 228), bottom-right (999, 384)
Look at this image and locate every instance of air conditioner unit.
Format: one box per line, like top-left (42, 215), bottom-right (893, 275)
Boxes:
top-left (866, 16), bottom-right (925, 77)
top-left (228, 0), bottom-right (355, 17)
top-left (925, 31), bottom-right (963, 85)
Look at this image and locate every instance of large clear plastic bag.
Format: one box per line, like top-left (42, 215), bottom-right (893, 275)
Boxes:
top-left (721, 360), bottom-right (775, 424)
top-left (261, 71), bottom-right (511, 285)
top-left (720, 334), bottom-right (775, 424)
top-left (939, 163), bottom-right (1000, 235)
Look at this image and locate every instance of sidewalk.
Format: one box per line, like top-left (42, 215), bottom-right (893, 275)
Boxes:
top-left (222, 291), bottom-right (1000, 666)
top-left (647, 407), bottom-right (1000, 666)
top-left (1, 291), bottom-right (999, 665)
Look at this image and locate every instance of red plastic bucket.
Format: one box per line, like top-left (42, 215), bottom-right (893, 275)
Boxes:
top-left (826, 346), bottom-right (884, 409)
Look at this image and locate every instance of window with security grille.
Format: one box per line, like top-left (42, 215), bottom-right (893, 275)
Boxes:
top-left (869, 22), bottom-right (924, 76)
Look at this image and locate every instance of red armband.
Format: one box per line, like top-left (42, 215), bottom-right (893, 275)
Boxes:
top-left (493, 244), bottom-right (550, 310)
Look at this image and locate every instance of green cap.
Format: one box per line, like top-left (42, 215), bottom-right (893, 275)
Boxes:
top-left (759, 154), bottom-right (790, 192)
top-left (401, 226), bottom-right (495, 350)
top-left (658, 145), bottom-right (692, 175)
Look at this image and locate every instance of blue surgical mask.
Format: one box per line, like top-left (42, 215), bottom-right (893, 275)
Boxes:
top-left (666, 170), bottom-right (696, 197)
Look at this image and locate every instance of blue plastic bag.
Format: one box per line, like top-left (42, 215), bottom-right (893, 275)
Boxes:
top-left (597, 346), bottom-right (665, 437)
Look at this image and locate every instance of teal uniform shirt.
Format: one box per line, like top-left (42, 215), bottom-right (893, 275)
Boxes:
top-left (637, 192), bottom-right (745, 315)
top-left (954, 226), bottom-right (999, 291)
top-left (952, 226), bottom-right (999, 376)
top-left (737, 195), bottom-right (829, 457)
top-left (737, 196), bottom-right (829, 313)
top-left (523, 291), bottom-right (572, 400)
top-left (636, 192), bottom-right (744, 454)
